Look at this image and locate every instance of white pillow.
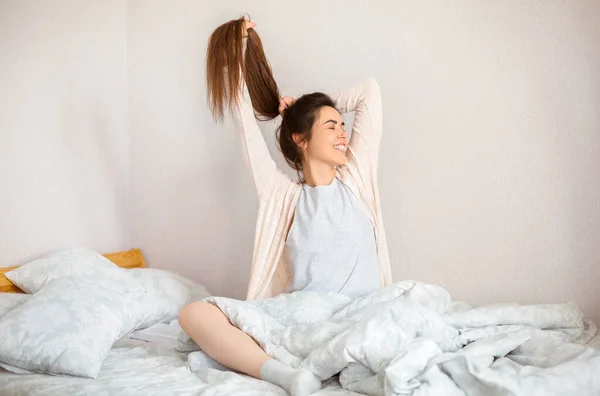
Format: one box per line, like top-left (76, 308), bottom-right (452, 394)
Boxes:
top-left (128, 268), bottom-right (210, 330)
top-left (0, 293), bottom-right (30, 317)
top-left (5, 247), bottom-right (142, 294)
top-left (0, 277), bottom-right (145, 378)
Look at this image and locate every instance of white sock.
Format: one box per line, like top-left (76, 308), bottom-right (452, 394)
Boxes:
top-left (188, 350), bottom-right (229, 372)
top-left (260, 359), bottom-right (321, 396)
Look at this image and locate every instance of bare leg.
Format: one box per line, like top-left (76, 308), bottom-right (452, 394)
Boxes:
top-left (178, 301), bottom-right (269, 378)
top-left (178, 301), bottom-right (322, 396)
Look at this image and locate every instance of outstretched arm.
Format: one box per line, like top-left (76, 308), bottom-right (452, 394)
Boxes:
top-left (227, 38), bottom-right (285, 199)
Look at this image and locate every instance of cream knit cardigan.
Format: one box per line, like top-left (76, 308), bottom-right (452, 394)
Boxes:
top-left (230, 67), bottom-right (392, 300)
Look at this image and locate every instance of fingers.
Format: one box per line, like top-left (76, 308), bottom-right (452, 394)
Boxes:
top-left (278, 99), bottom-right (287, 117)
top-left (243, 20), bottom-right (257, 37)
top-left (280, 96), bottom-right (295, 107)
top-left (278, 96), bottom-right (296, 116)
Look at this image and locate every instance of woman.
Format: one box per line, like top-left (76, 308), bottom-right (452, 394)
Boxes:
top-left (179, 16), bottom-right (392, 396)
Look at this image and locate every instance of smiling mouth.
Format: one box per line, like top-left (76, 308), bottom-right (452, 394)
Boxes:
top-left (334, 144), bottom-right (347, 152)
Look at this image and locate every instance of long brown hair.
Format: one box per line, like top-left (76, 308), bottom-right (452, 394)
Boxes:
top-left (206, 16), bottom-right (279, 122)
top-left (205, 16), bottom-right (335, 175)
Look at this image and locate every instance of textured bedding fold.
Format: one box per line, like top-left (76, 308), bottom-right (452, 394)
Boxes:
top-left (201, 281), bottom-right (600, 396)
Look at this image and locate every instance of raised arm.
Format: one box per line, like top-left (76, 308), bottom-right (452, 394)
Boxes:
top-left (227, 39), bottom-right (282, 199)
top-left (330, 77), bottom-right (383, 162)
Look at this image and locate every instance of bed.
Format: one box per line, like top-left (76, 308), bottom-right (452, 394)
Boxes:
top-left (0, 248), bottom-right (599, 396)
top-left (0, 248), bottom-right (355, 396)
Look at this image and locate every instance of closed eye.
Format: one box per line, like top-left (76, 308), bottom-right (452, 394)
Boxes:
top-left (325, 119), bottom-right (345, 131)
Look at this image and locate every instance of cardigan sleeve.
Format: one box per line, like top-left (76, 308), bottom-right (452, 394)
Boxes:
top-left (229, 79), bottom-right (283, 199)
top-left (227, 39), bottom-right (288, 199)
top-left (330, 77), bottom-right (383, 169)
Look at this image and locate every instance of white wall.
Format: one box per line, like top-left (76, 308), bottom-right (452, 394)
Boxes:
top-left (128, 0), bottom-right (600, 323)
top-left (0, 0), bottom-right (129, 263)
top-left (1, 1), bottom-right (598, 324)
top-left (387, 1), bottom-right (600, 322)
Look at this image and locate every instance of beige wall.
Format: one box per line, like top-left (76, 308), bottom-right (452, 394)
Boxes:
top-left (0, 0), bottom-right (130, 264)
top-left (2, 1), bottom-right (599, 324)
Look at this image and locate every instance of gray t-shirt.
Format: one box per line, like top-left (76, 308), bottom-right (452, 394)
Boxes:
top-left (284, 177), bottom-right (381, 297)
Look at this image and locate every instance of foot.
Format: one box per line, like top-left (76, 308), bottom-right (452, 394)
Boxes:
top-left (290, 369), bottom-right (322, 396)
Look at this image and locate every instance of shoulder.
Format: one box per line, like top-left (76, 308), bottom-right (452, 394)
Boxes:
top-left (261, 171), bottom-right (302, 200)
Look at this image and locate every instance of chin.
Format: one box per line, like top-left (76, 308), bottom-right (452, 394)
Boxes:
top-left (332, 156), bottom-right (347, 167)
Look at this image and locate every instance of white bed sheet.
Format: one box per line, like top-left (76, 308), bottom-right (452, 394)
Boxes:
top-left (0, 331), bottom-right (357, 396)
top-left (587, 333), bottom-right (600, 351)
top-left (127, 319), bottom-right (182, 345)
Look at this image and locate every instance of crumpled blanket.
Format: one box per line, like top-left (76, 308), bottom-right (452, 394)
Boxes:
top-left (195, 281), bottom-right (600, 396)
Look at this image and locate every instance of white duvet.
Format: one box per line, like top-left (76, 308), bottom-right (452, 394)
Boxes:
top-left (201, 281), bottom-right (600, 396)
top-left (2, 280), bottom-right (599, 396)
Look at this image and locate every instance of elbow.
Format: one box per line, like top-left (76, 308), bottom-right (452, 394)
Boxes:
top-left (365, 77), bottom-right (381, 94)
top-left (363, 77), bottom-right (382, 107)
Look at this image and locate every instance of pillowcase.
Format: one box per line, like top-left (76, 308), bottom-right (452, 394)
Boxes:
top-left (0, 277), bottom-right (145, 378)
top-left (128, 268), bottom-right (210, 331)
top-left (0, 293), bottom-right (30, 317)
top-left (5, 247), bottom-right (142, 294)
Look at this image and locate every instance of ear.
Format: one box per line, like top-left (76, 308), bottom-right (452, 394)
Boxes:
top-left (292, 133), bottom-right (307, 150)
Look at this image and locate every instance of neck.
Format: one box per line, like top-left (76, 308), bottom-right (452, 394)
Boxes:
top-left (302, 159), bottom-right (335, 187)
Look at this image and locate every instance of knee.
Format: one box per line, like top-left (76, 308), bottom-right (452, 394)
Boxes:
top-left (178, 301), bottom-right (220, 332)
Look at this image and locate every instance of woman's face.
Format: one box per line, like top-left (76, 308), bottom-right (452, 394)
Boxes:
top-left (302, 106), bottom-right (348, 168)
